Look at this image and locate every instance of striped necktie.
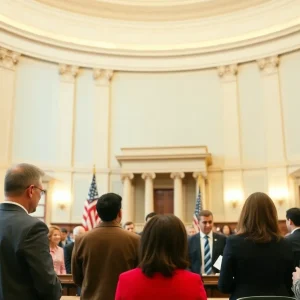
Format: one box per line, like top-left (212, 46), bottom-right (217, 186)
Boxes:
top-left (204, 235), bottom-right (212, 275)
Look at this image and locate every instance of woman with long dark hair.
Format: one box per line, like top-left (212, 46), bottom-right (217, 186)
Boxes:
top-left (218, 192), bottom-right (294, 300)
top-left (115, 215), bottom-right (207, 300)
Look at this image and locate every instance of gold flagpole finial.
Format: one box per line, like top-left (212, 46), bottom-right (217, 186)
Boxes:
top-left (93, 164), bottom-right (96, 175)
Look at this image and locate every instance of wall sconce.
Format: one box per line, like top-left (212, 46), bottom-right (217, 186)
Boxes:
top-left (225, 190), bottom-right (243, 209)
top-left (53, 190), bottom-right (71, 210)
top-left (269, 188), bottom-right (288, 207)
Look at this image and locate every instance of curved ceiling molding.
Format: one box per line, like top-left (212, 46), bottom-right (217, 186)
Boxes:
top-left (34, 0), bottom-right (270, 21)
top-left (0, 0), bottom-right (300, 71)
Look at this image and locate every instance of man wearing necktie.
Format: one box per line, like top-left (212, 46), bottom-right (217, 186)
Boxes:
top-left (188, 210), bottom-right (226, 275)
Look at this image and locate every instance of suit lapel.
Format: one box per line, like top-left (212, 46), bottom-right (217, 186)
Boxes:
top-left (212, 232), bottom-right (218, 262)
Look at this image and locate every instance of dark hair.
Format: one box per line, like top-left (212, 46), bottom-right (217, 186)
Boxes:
top-left (123, 221), bottom-right (134, 228)
top-left (286, 208), bottom-right (300, 226)
top-left (139, 215), bottom-right (189, 277)
top-left (221, 225), bottom-right (232, 235)
top-left (145, 212), bottom-right (156, 222)
top-left (5, 163), bottom-right (44, 196)
top-left (96, 193), bottom-right (122, 222)
top-left (237, 192), bottom-right (281, 243)
top-left (198, 210), bottom-right (213, 219)
top-left (61, 228), bottom-right (68, 234)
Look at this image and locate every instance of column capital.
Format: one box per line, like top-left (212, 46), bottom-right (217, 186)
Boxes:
top-left (59, 64), bottom-right (79, 83)
top-left (257, 56), bottom-right (279, 75)
top-left (93, 69), bottom-right (114, 86)
top-left (121, 173), bottom-right (134, 182)
top-left (0, 48), bottom-right (21, 70)
top-left (217, 64), bottom-right (238, 81)
top-left (141, 173), bottom-right (156, 180)
top-left (170, 172), bottom-right (185, 180)
top-left (192, 172), bottom-right (207, 180)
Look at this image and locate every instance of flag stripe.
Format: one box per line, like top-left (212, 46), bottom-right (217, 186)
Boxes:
top-left (82, 173), bottom-right (100, 231)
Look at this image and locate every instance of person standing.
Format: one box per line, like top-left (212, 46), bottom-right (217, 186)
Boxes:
top-left (286, 208), bottom-right (300, 267)
top-left (115, 215), bottom-right (207, 300)
top-left (0, 163), bottom-right (62, 300)
top-left (188, 210), bottom-right (226, 275)
top-left (218, 192), bottom-right (294, 300)
top-left (72, 193), bottom-right (140, 300)
top-left (48, 225), bottom-right (66, 275)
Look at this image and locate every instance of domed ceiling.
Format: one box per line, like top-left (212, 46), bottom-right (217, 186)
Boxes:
top-left (35, 0), bottom-right (270, 21)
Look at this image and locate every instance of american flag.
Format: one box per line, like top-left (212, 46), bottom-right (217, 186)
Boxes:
top-left (82, 172), bottom-right (100, 231)
top-left (193, 188), bottom-right (202, 233)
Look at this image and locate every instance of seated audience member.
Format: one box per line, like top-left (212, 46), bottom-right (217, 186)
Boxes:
top-left (49, 225), bottom-right (66, 275)
top-left (218, 192), bottom-right (294, 300)
top-left (186, 225), bottom-right (196, 236)
top-left (64, 226), bottom-right (86, 274)
top-left (59, 227), bottom-right (71, 247)
top-left (286, 208), bottom-right (300, 267)
top-left (123, 221), bottom-right (135, 233)
top-left (188, 210), bottom-right (226, 275)
top-left (72, 193), bottom-right (140, 300)
top-left (221, 224), bottom-right (232, 237)
top-left (115, 215), bottom-right (207, 300)
top-left (293, 267), bottom-right (300, 299)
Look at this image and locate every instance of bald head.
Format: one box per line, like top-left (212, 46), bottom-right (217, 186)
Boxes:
top-left (5, 163), bottom-right (44, 196)
top-left (73, 226), bottom-right (85, 237)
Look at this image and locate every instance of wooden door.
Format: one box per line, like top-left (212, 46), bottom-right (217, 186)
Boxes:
top-left (154, 189), bottom-right (174, 214)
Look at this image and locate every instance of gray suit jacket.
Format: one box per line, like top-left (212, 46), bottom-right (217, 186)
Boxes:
top-left (285, 229), bottom-right (300, 267)
top-left (0, 203), bottom-right (62, 300)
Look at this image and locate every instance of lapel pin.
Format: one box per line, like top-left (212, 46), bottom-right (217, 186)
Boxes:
top-left (214, 239), bottom-right (217, 241)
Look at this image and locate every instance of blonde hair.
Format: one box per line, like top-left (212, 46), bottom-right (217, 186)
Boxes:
top-left (48, 225), bottom-right (61, 240)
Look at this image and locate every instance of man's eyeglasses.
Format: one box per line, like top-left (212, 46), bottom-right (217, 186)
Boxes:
top-left (26, 185), bottom-right (46, 196)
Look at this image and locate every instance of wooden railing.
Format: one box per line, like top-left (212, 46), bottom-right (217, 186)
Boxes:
top-left (58, 274), bottom-right (228, 298)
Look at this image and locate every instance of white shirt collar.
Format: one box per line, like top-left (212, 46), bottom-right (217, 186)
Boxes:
top-left (200, 230), bottom-right (213, 239)
top-left (291, 227), bottom-right (300, 234)
top-left (4, 200), bottom-right (28, 214)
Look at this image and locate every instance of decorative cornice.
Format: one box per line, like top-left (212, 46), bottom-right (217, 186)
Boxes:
top-left (170, 172), bottom-right (185, 180)
top-left (121, 173), bottom-right (134, 182)
top-left (257, 55), bottom-right (280, 74)
top-left (0, 48), bottom-right (20, 70)
top-left (93, 69), bottom-right (114, 86)
top-left (141, 173), bottom-right (156, 180)
top-left (218, 64), bottom-right (238, 81)
top-left (58, 64), bottom-right (79, 82)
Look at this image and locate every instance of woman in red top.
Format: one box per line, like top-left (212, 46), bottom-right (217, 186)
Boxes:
top-left (115, 215), bottom-right (207, 300)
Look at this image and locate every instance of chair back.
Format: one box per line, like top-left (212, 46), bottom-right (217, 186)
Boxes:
top-left (238, 297), bottom-right (295, 300)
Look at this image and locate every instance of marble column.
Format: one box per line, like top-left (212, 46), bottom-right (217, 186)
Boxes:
top-left (142, 173), bottom-right (156, 218)
top-left (93, 69), bottom-right (114, 193)
top-left (257, 56), bottom-right (285, 164)
top-left (0, 48), bottom-right (20, 203)
top-left (257, 56), bottom-right (288, 215)
top-left (121, 173), bottom-right (134, 223)
top-left (192, 172), bottom-right (207, 210)
top-left (218, 64), bottom-right (243, 220)
top-left (170, 172), bottom-right (185, 220)
top-left (58, 64), bottom-right (79, 167)
top-left (0, 48), bottom-right (20, 166)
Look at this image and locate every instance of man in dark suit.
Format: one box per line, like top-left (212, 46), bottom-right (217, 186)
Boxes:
top-left (72, 193), bottom-right (140, 300)
top-left (64, 225), bottom-right (86, 273)
top-left (286, 207), bottom-right (300, 267)
top-left (188, 210), bottom-right (226, 274)
top-left (0, 163), bottom-right (62, 300)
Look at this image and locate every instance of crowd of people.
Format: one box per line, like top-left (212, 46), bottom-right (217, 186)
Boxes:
top-left (1, 163), bottom-right (300, 300)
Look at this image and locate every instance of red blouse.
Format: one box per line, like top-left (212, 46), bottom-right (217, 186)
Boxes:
top-left (115, 268), bottom-right (207, 300)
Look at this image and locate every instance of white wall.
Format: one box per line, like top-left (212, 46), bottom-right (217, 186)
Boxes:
top-left (3, 50), bottom-right (300, 223)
